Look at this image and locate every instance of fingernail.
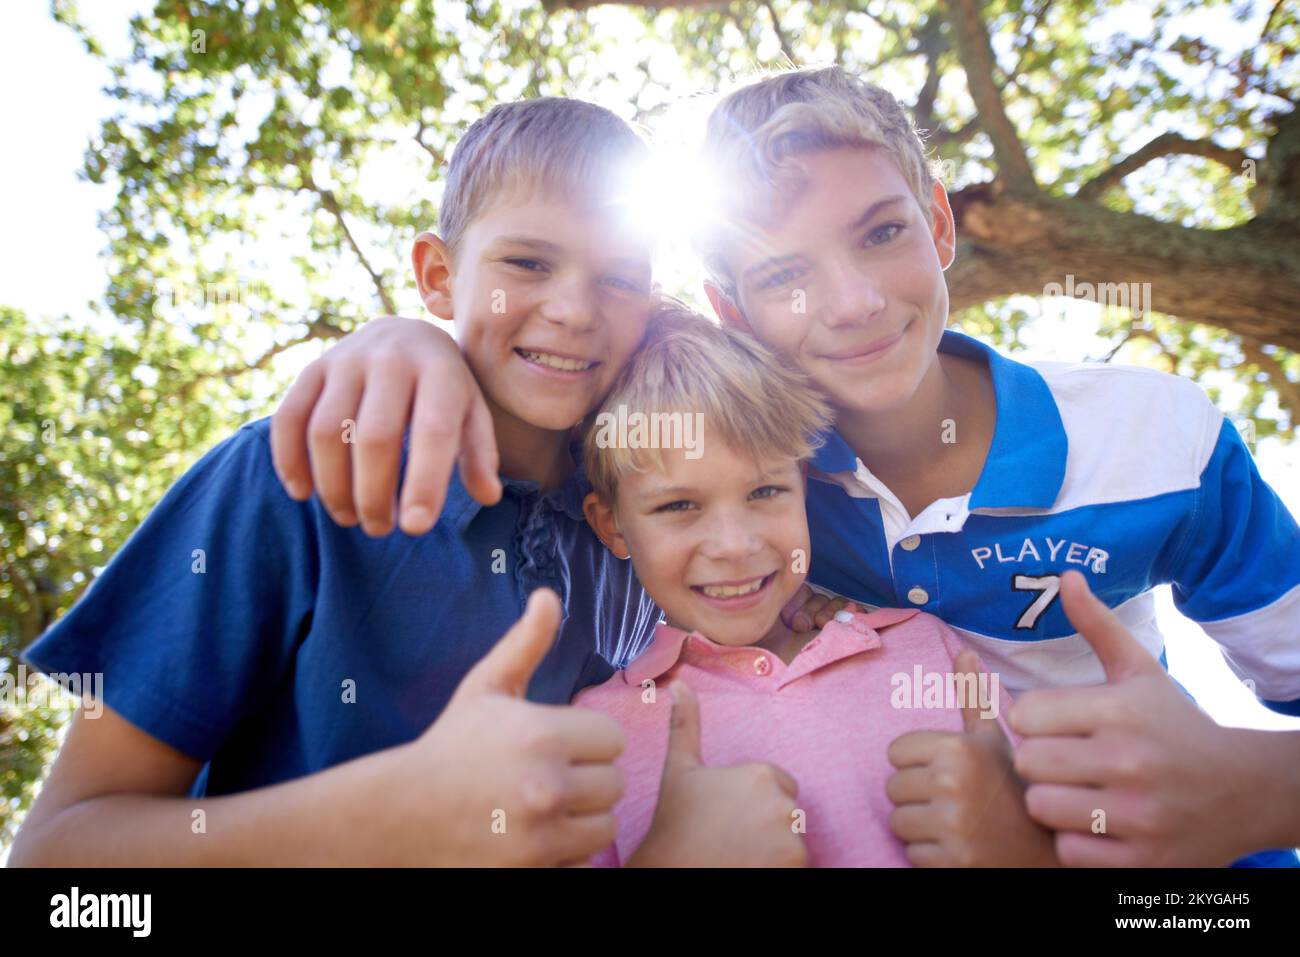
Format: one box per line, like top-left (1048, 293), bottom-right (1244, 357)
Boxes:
top-left (402, 506), bottom-right (433, 531)
top-left (794, 613), bottom-right (812, 631)
top-left (285, 479), bottom-right (310, 500)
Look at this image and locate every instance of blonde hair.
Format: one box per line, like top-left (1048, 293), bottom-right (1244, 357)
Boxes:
top-left (439, 98), bottom-right (649, 255)
top-left (583, 297), bottom-right (832, 502)
top-left (700, 66), bottom-right (936, 296)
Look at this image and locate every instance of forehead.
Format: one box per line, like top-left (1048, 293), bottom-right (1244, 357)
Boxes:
top-left (721, 144), bottom-right (916, 255)
top-left (620, 441), bottom-right (802, 491)
top-left (465, 181), bottom-right (653, 259)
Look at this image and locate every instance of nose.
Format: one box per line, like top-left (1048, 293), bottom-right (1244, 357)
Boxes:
top-left (537, 269), bottom-right (598, 333)
top-left (699, 505), bottom-right (763, 564)
top-left (818, 254), bottom-right (887, 330)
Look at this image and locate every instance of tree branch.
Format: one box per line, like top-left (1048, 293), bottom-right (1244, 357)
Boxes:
top-left (761, 0), bottom-right (796, 64)
top-left (1239, 335), bottom-right (1300, 433)
top-left (301, 172), bottom-right (399, 316)
top-left (943, 0), bottom-right (1037, 187)
top-left (1077, 132), bottom-right (1249, 202)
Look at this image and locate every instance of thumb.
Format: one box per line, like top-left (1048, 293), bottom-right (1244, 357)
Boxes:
top-left (455, 588), bottom-right (561, 700)
top-left (662, 681), bottom-right (704, 776)
top-left (953, 649), bottom-right (1005, 742)
top-left (1059, 570), bottom-right (1160, 681)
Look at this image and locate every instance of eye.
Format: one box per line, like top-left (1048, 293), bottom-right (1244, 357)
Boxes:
top-left (601, 275), bottom-right (645, 294)
top-left (505, 257), bottom-right (547, 272)
top-left (654, 500), bottom-right (695, 513)
top-left (758, 267), bottom-right (803, 291)
top-left (750, 485), bottom-right (788, 501)
top-left (863, 222), bottom-right (905, 247)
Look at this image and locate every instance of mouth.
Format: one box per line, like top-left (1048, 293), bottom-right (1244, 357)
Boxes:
top-left (818, 330), bottom-right (903, 365)
top-left (691, 572), bottom-right (778, 609)
top-left (515, 347), bottom-right (601, 374)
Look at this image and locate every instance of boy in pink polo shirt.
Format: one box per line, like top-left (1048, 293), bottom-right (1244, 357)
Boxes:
top-left (575, 299), bottom-right (1056, 867)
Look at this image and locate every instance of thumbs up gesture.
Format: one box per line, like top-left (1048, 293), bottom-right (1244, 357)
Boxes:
top-left (394, 589), bottom-right (627, 866)
top-left (625, 682), bottom-right (809, 867)
top-left (1009, 571), bottom-right (1270, 867)
top-left (886, 651), bottom-right (1059, 866)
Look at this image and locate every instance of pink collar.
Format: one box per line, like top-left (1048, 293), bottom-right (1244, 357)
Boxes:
top-left (622, 607), bottom-right (921, 686)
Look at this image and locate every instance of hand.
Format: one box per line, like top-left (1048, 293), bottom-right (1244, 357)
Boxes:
top-left (886, 651), bottom-right (1058, 866)
top-left (1008, 570), bottom-right (1266, 867)
top-left (780, 584), bottom-right (864, 633)
top-left (388, 589), bottom-right (625, 866)
top-left (627, 682), bottom-right (808, 867)
top-left (270, 315), bottom-right (501, 537)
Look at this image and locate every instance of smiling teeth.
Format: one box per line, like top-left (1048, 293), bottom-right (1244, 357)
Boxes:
top-left (520, 349), bottom-right (595, 371)
top-left (699, 578), bottom-right (766, 598)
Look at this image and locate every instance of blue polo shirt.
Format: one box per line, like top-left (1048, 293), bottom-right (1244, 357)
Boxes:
top-left (805, 330), bottom-right (1300, 866)
top-left (23, 418), bottom-right (661, 796)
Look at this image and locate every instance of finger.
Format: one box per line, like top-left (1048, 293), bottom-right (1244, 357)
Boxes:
top-left (306, 363), bottom-right (366, 526)
top-left (456, 375), bottom-right (502, 508)
top-left (543, 707), bottom-right (626, 764)
top-left (814, 597), bottom-right (855, 628)
top-left (562, 763), bottom-right (625, 814)
top-left (1014, 736), bottom-right (1122, 787)
top-left (885, 767), bottom-right (935, 806)
top-left (889, 803), bottom-right (939, 843)
top-left (548, 812), bottom-right (619, 866)
top-left (1022, 782), bottom-right (1119, 835)
top-left (1053, 830), bottom-right (1145, 868)
top-left (1059, 570), bottom-right (1161, 681)
top-left (270, 360), bottom-right (326, 500)
top-left (396, 368), bottom-right (462, 536)
top-left (886, 730), bottom-right (953, 769)
top-left (1008, 685), bottom-right (1125, 738)
top-left (903, 841), bottom-right (949, 867)
top-left (953, 650), bottom-right (1006, 743)
top-left (353, 366), bottom-right (416, 537)
top-left (662, 682), bottom-right (703, 776)
top-left (455, 588), bottom-right (561, 699)
top-left (752, 762), bottom-right (800, 800)
top-left (800, 594), bottom-right (833, 628)
top-left (780, 584), bottom-right (815, 631)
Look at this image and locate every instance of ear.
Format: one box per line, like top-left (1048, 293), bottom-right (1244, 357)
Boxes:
top-left (582, 491), bottom-right (630, 560)
top-left (412, 232), bottom-right (455, 320)
top-left (927, 181), bottom-right (957, 271)
top-left (703, 280), bottom-right (753, 334)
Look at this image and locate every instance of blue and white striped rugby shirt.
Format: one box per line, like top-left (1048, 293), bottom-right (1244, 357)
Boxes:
top-left (805, 330), bottom-right (1300, 714)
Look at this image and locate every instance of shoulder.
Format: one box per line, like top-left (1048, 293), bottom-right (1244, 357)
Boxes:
top-left (1027, 358), bottom-right (1225, 506)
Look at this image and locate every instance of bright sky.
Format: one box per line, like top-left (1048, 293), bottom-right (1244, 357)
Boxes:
top-left (2, 2), bottom-right (1297, 733)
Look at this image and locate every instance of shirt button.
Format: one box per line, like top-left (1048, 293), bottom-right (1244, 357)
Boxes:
top-left (900, 535), bottom-right (921, 551)
top-left (907, 586), bottom-right (930, 605)
top-left (753, 656), bottom-right (771, 675)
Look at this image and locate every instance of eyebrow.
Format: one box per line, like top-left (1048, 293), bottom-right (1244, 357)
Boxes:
top-left (741, 195), bottom-right (910, 284)
top-left (848, 194), bottom-right (908, 231)
top-left (492, 235), bottom-right (563, 254)
top-left (492, 236), bottom-right (648, 274)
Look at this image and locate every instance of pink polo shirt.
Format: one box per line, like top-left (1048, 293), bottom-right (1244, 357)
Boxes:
top-left (572, 607), bottom-right (1017, 867)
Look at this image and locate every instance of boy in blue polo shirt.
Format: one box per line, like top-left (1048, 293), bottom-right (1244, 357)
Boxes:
top-left (13, 98), bottom-right (666, 866)
top-left (272, 70), bottom-right (1300, 867)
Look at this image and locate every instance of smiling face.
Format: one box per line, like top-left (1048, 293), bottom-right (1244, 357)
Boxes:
top-left (715, 145), bottom-right (956, 417)
top-left (415, 188), bottom-right (653, 437)
top-left (588, 442), bottom-right (810, 648)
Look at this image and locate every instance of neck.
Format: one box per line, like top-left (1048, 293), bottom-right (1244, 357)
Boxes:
top-left (834, 351), bottom-right (960, 479)
top-left (487, 398), bottom-right (575, 489)
top-left (665, 613), bottom-right (819, 666)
